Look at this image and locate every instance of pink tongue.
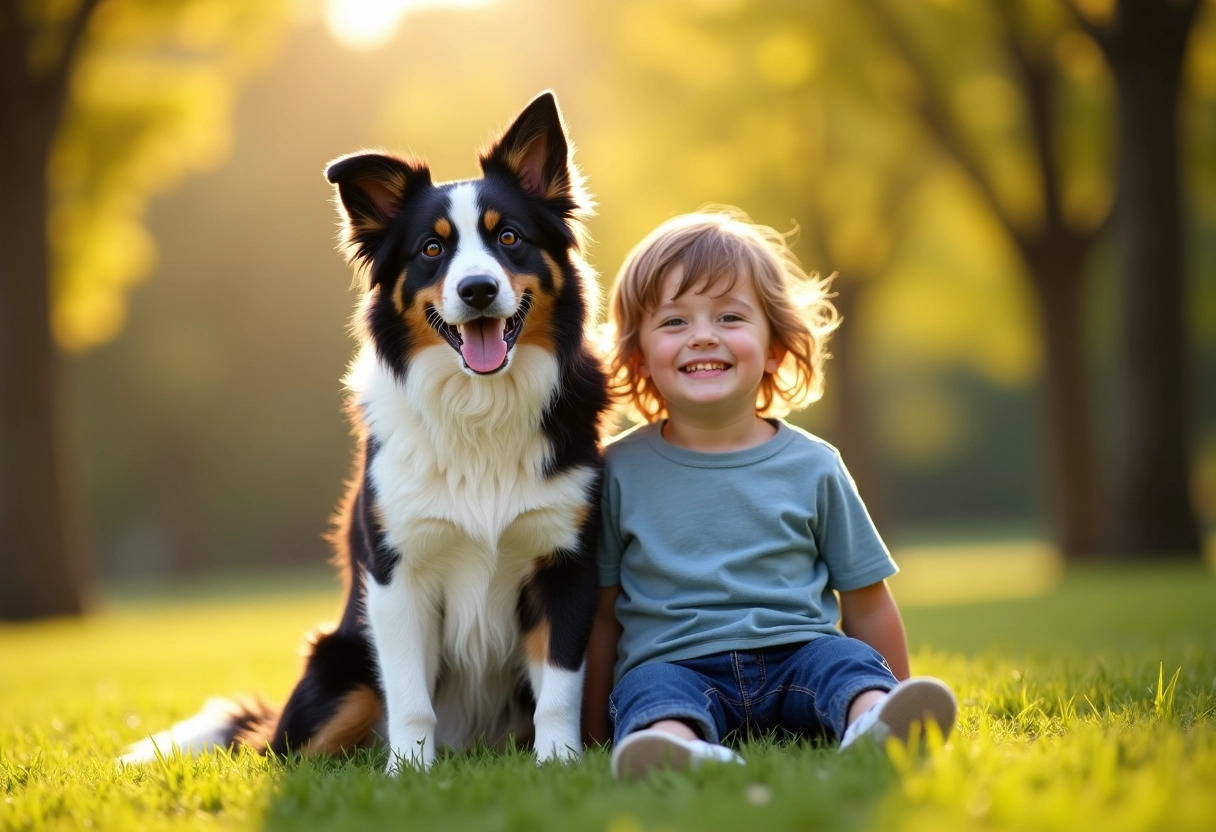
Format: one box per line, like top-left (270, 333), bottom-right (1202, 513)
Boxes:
top-left (459, 318), bottom-right (508, 373)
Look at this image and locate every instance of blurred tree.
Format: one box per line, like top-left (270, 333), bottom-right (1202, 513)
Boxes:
top-left (597, 0), bottom-right (1211, 559)
top-left (858, 0), bottom-right (1106, 558)
top-left (0, 0), bottom-right (286, 620)
top-left (1078, 0), bottom-right (1205, 558)
top-left (860, 0), bottom-right (1208, 560)
top-left (590, 2), bottom-right (928, 530)
top-left (0, 0), bottom-right (100, 620)
top-left (594, 1), bottom-right (1041, 532)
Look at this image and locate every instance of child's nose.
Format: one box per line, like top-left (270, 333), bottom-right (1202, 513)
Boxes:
top-left (689, 322), bottom-right (719, 346)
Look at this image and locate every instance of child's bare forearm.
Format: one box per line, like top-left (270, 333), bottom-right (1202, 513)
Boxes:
top-left (839, 581), bottom-right (911, 681)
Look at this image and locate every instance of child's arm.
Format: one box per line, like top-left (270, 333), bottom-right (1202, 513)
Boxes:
top-left (839, 580), bottom-right (911, 681)
top-left (582, 584), bottom-right (623, 746)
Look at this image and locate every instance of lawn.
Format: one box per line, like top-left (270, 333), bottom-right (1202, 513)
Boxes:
top-left (2, 544), bottom-right (1214, 831)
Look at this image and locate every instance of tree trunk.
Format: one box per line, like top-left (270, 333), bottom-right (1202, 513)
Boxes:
top-left (1105, 1), bottom-right (1202, 559)
top-left (1027, 243), bottom-right (1101, 559)
top-left (825, 279), bottom-right (890, 533)
top-left (0, 56), bottom-right (88, 620)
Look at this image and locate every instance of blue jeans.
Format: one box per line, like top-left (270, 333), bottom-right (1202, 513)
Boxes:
top-left (609, 637), bottom-right (897, 745)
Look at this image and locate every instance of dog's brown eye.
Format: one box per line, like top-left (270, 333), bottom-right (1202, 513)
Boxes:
top-left (499, 228), bottom-right (518, 247)
top-left (422, 240), bottom-right (443, 258)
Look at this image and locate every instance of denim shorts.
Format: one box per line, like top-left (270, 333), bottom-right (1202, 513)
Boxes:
top-left (609, 636), bottom-right (897, 745)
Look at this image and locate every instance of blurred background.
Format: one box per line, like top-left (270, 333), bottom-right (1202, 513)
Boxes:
top-left (2, 0), bottom-right (1214, 620)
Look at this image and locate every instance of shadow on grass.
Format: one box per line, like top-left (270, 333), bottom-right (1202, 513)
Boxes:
top-left (260, 737), bottom-right (898, 832)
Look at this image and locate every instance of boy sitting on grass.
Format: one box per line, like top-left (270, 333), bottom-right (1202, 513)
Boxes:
top-left (584, 209), bottom-right (957, 781)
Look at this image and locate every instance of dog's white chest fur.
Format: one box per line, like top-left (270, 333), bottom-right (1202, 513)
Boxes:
top-left (348, 345), bottom-right (594, 753)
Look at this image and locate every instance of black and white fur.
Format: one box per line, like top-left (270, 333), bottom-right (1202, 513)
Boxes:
top-left (122, 92), bottom-right (608, 772)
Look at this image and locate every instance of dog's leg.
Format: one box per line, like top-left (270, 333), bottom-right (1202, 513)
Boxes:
top-left (365, 569), bottom-right (441, 773)
top-left (521, 547), bottom-right (599, 764)
top-left (526, 643), bottom-right (585, 763)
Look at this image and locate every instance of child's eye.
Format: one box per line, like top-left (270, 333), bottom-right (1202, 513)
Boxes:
top-left (719, 313), bottom-right (743, 323)
top-left (660, 317), bottom-right (686, 327)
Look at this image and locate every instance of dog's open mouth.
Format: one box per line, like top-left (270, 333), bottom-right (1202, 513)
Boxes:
top-left (427, 292), bottom-right (533, 374)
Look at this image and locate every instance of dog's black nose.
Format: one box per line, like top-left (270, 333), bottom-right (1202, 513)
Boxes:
top-left (457, 275), bottom-right (499, 310)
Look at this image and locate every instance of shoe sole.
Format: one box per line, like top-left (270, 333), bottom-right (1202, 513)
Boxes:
top-left (611, 731), bottom-right (695, 781)
top-left (878, 678), bottom-right (958, 744)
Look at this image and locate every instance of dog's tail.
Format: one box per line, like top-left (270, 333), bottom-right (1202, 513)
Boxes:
top-left (118, 697), bottom-right (278, 765)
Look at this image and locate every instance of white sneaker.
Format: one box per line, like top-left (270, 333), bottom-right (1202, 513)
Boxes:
top-left (611, 729), bottom-right (744, 781)
top-left (839, 677), bottom-right (958, 751)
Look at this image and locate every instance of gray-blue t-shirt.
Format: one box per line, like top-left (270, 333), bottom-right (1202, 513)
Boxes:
top-left (598, 420), bottom-right (897, 683)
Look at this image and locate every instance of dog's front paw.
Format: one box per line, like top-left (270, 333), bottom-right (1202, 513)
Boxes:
top-left (534, 734), bottom-right (581, 765)
top-left (385, 733), bottom-right (435, 774)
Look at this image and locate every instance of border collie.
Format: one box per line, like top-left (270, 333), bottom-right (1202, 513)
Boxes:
top-left (122, 92), bottom-right (608, 772)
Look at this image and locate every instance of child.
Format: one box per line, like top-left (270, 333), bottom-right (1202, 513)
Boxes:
top-left (584, 209), bottom-right (957, 781)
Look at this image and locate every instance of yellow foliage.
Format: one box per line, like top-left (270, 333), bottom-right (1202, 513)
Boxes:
top-left (863, 170), bottom-right (1040, 388)
top-left (1054, 31), bottom-right (1108, 86)
top-left (176, 1), bottom-right (240, 52)
top-left (19, 0), bottom-right (82, 22)
top-left (1071, 0), bottom-right (1115, 25)
top-left (737, 108), bottom-right (815, 175)
top-left (46, 0), bottom-right (289, 351)
top-left (619, 6), bottom-right (734, 90)
top-left (953, 73), bottom-right (1024, 134)
top-left (872, 53), bottom-right (924, 111)
top-left (688, 0), bottom-right (746, 14)
top-left (1186, 10), bottom-right (1216, 99)
top-left (830, 213), bottom-right (893, 275)
top-left (684, 144), bottom-right (752, 200)
top-left (755, 29), bottom-right (819, 88)
top-left (72, 56), bottom-right (234, 178)
top-left (1060, 164), bottom-right (1112, 232)
top-left (987, 144), bottom-right (1044, 234)
top-left (51, 212), bottom-right (155, 351)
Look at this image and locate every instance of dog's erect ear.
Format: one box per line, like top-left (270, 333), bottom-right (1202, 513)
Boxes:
top-left (479, 92), bottom-right (581, 204)
top-left (326, 152), bottom-right (431, 268)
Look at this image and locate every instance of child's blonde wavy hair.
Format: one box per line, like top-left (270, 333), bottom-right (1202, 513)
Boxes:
top-left (607, 208), bottom-right (840, 422)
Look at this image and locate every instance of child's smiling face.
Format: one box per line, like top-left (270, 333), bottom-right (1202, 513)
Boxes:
top-left (636, 263), bottom-right (785, 427)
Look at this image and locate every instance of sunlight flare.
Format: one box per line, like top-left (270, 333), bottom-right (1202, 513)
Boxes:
top-left (324, 0), bottom-right (495, 51)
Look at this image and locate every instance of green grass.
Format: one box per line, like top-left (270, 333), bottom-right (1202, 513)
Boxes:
top-left (2, 548), bottom-right (1215, 831)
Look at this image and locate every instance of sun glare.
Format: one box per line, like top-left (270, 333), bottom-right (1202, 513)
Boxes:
top-left (325, 0), bottom-right (494, 51)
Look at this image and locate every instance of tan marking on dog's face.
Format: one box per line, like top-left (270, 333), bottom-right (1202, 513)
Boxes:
top-left (510, 272), bottom-right (556, 351)
top-left (392, 268), bottom-right (408, 316)
top-left (307, 685), bottom-right (382, 755)
top-left (402, 284), bottom-right (446, 350)
top-left (433, 217), bottom-right (452, 240)
top-left (540, 251), bottom-right (565, 296)
top-left (483, 209), bottom-right (501, 231)
top-left (524, 620), bottom-right (550, 665)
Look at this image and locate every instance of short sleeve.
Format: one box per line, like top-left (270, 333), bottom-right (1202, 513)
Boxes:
top-left (813, 453), bottom-right (897, 592)
top-left (597, 471), bottom-right (624, 587)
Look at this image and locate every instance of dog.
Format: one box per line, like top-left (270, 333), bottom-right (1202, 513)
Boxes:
top-left (121, 92), bottom-right (608, 772)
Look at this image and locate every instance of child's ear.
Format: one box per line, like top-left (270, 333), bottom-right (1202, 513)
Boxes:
top-left (765, 341), bottom-right (788, 375)
top-left (633, 351), bottom-right (651, 379)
